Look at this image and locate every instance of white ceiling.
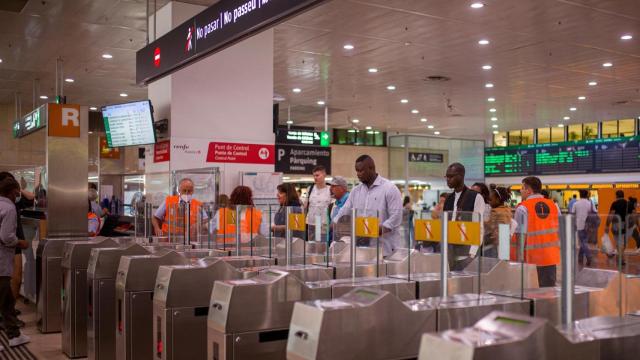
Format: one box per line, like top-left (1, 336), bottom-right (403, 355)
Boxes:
top-left (273, 0), bottom-right (640, 139)
top-left (1, 0), bottom-right (639, 141)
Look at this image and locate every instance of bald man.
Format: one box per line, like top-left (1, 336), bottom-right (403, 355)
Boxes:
top-left (152, 178), bottom-right (205, 237)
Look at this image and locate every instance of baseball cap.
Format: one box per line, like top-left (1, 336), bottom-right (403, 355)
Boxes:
top-left (329, 176), bottom-right (348, 188)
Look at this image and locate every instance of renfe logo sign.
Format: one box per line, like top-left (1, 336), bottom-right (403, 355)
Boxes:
top-left (136, 0), bottom-right (326, 84)
top-left (206, 142), bottom-right (275, 164)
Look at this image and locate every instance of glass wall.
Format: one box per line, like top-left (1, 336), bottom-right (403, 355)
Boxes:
top-left (619, 119), bottom-right (635, 137)
top-left (551, 126), bottom-right (565, 142)
top-left (567, 124), bottom-right (582, 141)
top-left (584, 122), bottom-right (598, 139)
top-left (537, 127), bottom-right (551, 143)
top-left (601, 120), bottom-right (618, 138)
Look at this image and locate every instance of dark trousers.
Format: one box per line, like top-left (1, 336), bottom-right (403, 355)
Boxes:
top-left (536, 265), bottom-right (557, 287)
top-left (0, 276), bottom-right (20, 338)
top-left (577, 230), bottom-right (592, 264)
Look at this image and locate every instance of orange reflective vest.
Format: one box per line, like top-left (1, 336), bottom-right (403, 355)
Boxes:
top-left (88, 212), bottom-right (101, 235)
top-left (510, 197), bottom-right (561, 266)
top-left (161, 196), bottom-right (202, 235)
top-left (217, 207), bottom-right (262, 243)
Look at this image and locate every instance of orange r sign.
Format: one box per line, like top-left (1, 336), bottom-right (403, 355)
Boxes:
top-left (48, 104), bottom-right (81, 137)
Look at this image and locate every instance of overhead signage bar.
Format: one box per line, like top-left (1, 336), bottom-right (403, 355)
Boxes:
top-left (136, 0), bottom-right (326, 84)
top-left (485, 135), bottom-right (640, 176)
top-left (12, 104), bottom-right (47, 138)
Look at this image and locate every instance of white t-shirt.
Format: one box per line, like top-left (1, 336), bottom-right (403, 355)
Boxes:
top-left (306, 185), bottom-right (331, 225)
top-left (571, 198), bottom-right (597, 231)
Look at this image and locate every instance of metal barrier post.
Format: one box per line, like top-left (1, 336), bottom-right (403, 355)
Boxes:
top-left (561, 215), bottom-right (574, 326)
top-left (235, 205), bottom-right (241, 256)
top-left (351, 209), bottom-right (357, 279)
top-left (440, 211), bottom-right (449, 298)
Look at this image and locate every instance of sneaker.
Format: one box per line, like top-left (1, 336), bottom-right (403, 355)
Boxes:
top-left (9, 334), bottom-right (30, 347)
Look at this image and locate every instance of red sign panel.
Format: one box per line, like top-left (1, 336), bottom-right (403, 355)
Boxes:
top-left (206, 142), bottom-right (275, 164)
top-left (154, 140), bottom-right (170, 163)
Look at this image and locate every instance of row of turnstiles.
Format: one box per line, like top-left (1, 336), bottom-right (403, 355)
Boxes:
top-left (34, 235), bottom-right (640, 359)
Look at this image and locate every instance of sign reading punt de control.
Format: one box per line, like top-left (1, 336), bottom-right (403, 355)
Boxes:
top-left (136, 0), bottom-right (325, 84)
top-left (207, 142), bottom-right (275, 164)
top-left (275, 144), bottom-right (331, 175)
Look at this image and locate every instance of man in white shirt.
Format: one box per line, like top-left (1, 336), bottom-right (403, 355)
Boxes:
top-left (571, 189), bottom-right (597, 266)
top-left (333, 155), bottom-right (403, 256)
top-left (305, 165), bottom-right (332, 241)
top-left (443, 163), bottom-right (486, 270)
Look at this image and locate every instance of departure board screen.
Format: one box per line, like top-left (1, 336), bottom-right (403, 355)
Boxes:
top-left (102, 100), bottom-right (156, 148)
top-left (485, 136), bottom-right (640, 177)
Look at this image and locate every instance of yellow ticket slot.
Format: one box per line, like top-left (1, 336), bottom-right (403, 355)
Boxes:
top-left (224, 209), bottom-right (237, 225)
top-left (355, 217), bottom-right (379, 238)
top-left (447, 221), bottom-right (481, 246)
top-left (414, 219), bottom-right (441, 242)
top-left (288, 213), bottom-right (306, 231)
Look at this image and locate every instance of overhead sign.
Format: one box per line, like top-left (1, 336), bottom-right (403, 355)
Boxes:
top-left (13, 104), bottom-right (47, 138)
top-left (154, 140), bottom-right (171, 163)
top-left (275, 144), bottom-right (331, 174)
top-left (48, 104), bottom-right (81, 138)
top-left (408, 152), bottom-right (444, 163)
top-left (206, 141), bottom-right (275, 164)
top-left (485, 136), bottom-right (640, 176)
top-left (136, 0), bottom-right (326, 84)
top-left (276, 129), bottom-right (320, 146)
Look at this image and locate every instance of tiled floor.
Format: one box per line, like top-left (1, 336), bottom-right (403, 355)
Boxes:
top-left (15, 301), bottom-right (73, 360)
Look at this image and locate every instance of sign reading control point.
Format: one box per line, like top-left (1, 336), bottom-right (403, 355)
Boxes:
top-left (137, 0), bottom-right (325, 84)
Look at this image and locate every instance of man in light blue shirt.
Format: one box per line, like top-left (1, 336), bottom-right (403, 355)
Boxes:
top-left (329, 176), bottom-right (350, 222)
top-left (333, 155), bottom-right (403, 256)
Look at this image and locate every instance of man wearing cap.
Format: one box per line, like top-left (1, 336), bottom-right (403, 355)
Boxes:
top-left (329, 176), bottom-right (350, 222)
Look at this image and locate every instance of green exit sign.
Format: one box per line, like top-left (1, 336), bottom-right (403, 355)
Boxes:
top-left (320, 131), bottom-right (330, 147)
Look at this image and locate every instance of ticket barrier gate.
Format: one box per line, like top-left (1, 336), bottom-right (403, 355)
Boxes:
top-left (315, 246), bottom-right (384, 278)
top-left (208, 269), bottom-right (418, 360)
top-left (287, 287), bottom-right (436, 360)
top-left (87, 243), bottom-right (151, 360)
top-left (37, 236), bottom-right (99, 333)
top-left (460, 257), bottom-right (539, 293)
top-left (62, 237), bottom-right (128, 358)
top-left (115, 249), bottom-right (217, 360)
top-left (153, 257), bottom-right (272, 360)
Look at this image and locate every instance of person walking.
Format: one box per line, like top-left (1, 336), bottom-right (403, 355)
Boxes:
top-left (305, 165), bottom-right (331, 241)
top-left (483, 186), bottom-right (513, 258)
top-left (571, 189), bottom-right (597, 266)
top-left (605, 190), bottom-right (628, 265)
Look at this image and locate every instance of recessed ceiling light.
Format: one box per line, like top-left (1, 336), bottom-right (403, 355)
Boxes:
top-left (286, 120), bottom-right (294, 125)
top-left (317, 100), bottom-right (325, 105)
top-left (368, 68), bottom-right (378, 73)
top-left (348, 129), bottom-right (357, 133)
top-left (478, 39), bottom-right (490, 45)
top-left (89, 106), bottom-right (98, 111)
top-left (578, 96), bottom-right (586, 100)
top-left (102, 53), bottom-right (113, 59)
top-left (569, 107), bottom-right (577, 111)
top-left (411, 109), bottom-right (419, 114)
top-left (470, 2), bottom-right (484, 9)
top-left (620, 34), bottom-right (633, 40)
top-left (365, 126), bottom-right (372, 130)
top-left (427, 125), bottom-right (435, 129)
top-left (558, 124), bottom-right (564, 128)
top-left (485, 83), bottom-right (494, 88)
top-left (343, 44), bottom-right (354, 50)
top-left (434, 131), bottom-right (441, 135)
top-left (120, 93), bottom-right (128, 97)
top-left (602, 62), bottom-right (613, 68)
top-left (352, 119), bottom-right (360, 123)
top-left (420, 118), bottom-right (428, 122)
top-left (588, 81), bottom-right (598, 86)
top-left (492, 130), bottom-right (499, 135)
top-left (387, 85), bottom-right (396, 91)
top-left (491, 117), bottom-right (498, 121)
top-left (482, 65), bottom-right (492, 70)
top-left (489, 108), bottom-right (496, 112)
top-left (401, 99), bottom-right (409, 104)
top-left (404, 42), bottom-right (412, 46)
top-left (487, 97), bottom-right (495, 102)
top-left (65, 78), bottom-right (74, 83)
top-left (492, 124), bottom-right (499, 128)
top-left (563, 116), bottom-right (570, 120)
top-left (292, 88), bottom-right (301, 93)
top-left (0, 59), bottom-right (3, 63)
top-left (39, 95), bottom-right (48, 99)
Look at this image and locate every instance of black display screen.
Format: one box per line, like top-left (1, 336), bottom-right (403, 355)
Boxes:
top-left (485, 136), bottom-right (640, 176)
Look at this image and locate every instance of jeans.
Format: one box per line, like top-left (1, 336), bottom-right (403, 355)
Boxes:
top-left (577, 230), bottom-right (592, 264)
top-left (0, 276), bottom-right (20, 339)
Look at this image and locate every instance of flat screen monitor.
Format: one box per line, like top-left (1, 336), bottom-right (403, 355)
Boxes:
top-left (102, 100), bottom-right (156, 148)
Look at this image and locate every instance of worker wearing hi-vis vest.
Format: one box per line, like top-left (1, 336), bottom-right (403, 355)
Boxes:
top-left (512, 176), bottom-right (561, 287)
top-left (214, 185), bottom-right (268, 243)
top-left (152, 178), bottom-right (205, 237)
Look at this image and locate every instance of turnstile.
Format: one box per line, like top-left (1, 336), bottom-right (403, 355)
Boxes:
top-left (36, 236), bottom-right (97, 333)
top-left (115, 250), bottom-right (197, 360)
top-left (460, 257), bottom-right (539, 293)
top-left (390, 272), bottom-right (476, 299)
top-left (153, 257), bottom-right (269, 360)
top-left (87, 243), bottom-right (150, 360)
top-left (557, 315), bottom-right (640, 360)
top-left (287, 287), bottom-right (437, 360)
top-left (62, 237), bottom-right (128, 358)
